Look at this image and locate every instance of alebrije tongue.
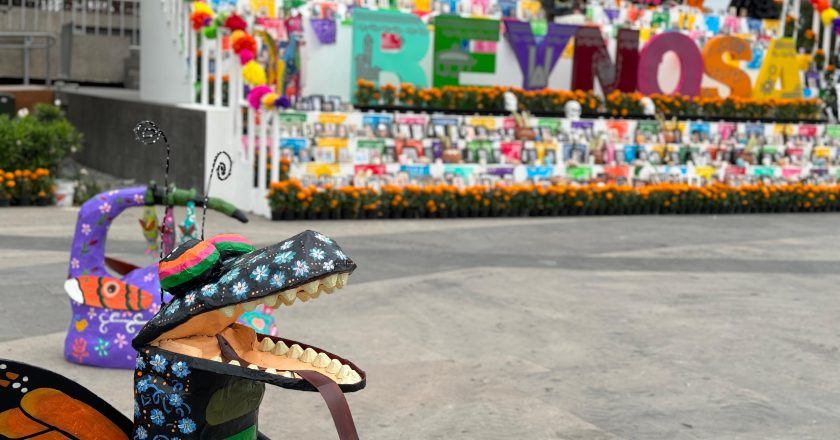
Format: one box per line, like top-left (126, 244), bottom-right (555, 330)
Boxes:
top-left (159, 239), bottom-right (220, 296)
top-left (206, 233), bottom-right (255, 261)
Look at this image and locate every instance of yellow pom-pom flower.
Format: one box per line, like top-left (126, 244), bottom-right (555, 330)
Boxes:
top-left (192, 1), bottom-right (214, 16)
top-left (242, 61), bottom-right (267, 86)
top-left (230, 30), bottom-right (245, 46)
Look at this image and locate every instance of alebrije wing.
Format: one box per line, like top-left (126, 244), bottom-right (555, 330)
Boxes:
top-left (0, 359), bottom-right (132, 439)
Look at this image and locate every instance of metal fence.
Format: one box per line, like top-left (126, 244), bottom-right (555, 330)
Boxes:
top-left (1, 0), bottom-right (140, 45)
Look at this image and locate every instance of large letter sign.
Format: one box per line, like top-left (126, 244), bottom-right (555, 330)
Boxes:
top-left (752, 38), bottom-right (802, 99)
top-left (351, 9), bottom-right (429, 94)
top-left (701, 36), bottom-right (752, 98)
top-left (433, 16), bottom-right (500, 87)
top-left (571, 27), bottom-right (639, 94)
top-left (504, 21), bottom-right (577, 90)
top-left (637, 32), bottom-right (703, 96)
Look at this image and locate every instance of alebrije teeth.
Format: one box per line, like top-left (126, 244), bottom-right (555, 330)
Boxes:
top-left (220, 305), bottom-right (236, 317)
top-left (228, 360), bottom-right (240, 366)
top-left (258, 338), bottom-right (275, 352)
top-left (280, 290), bottom-right (296, 305)
top-left (336, 365), bottom-right (351, 379)
top-left (326, 359), bottom-right (341, 374)
top-left (323, 274), bottom-right (338, 288)
top-left (247, 364), bottom-right (259, 370)
top-left (313, 353), bottom-right (331, 368)
top-left (299, 348), bottom-right (317, 363)
top-left (287, 344), bottom-right (303, 359)
top-left (321, 285), bottom-right (336, 294)
top-left (342, 370), bottom-right (362, 384)
top-left (296, 291), bottom-right (310, 302)
top-left (309, 289), bottom-right (321, 299)
top-left (303, 280), bottom-right (320, 294)
top-left (210, 356), bottom-right (222, 362)
top-left (263, 294), bottom-right (280, 307)
top-left (265, 368), bottom-right (277, 374)
top-left (336, 272), bottom-right (349, 288)
top-left (280, 371), bottom-right (295, 378)
top-left (272, 341), bottom-right (289, 356)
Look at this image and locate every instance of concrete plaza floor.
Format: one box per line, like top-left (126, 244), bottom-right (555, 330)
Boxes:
top-left (1, 207), bottom-right (839, 439)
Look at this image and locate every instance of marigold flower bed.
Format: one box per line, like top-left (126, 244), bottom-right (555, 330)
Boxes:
top-left (268, 180), bottom-right (840, 219)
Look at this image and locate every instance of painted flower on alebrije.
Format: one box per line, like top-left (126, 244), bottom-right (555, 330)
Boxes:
top-left (168, 393), bottom-right (184, 408)
top-left (232, 281), bottom-right (249, 299)
top-left (309, 248), bottom-right (325, 260)
top-left (200, 283), bottom-right (218, 297)
top-left (136, 377), bottom-right (150, 393)
top-left (178, 418), bottom-right (197, 434)
top-left (270, 272), bottom-right (286, 288)
top-left (293, 260), bottom-right (310, 277)
top-left (220, 268), bottom-right (241, 284)
top-left (185, 292), bottom-right (196, 306)
top-left (136, 356), bottom-right (146, 370)
top-left (135, 426), bottom-right (148, 440)
top-left (251, 265), bottom-right (269, 282)
top-left (323, 260), bottom-right (335, 271)
top-left (172, 361), bottom-right (190, 378)
top-left (94, 338), bottom-right (109, 357)
top-left (150, 409), bottom-right (165, 426)
top-left (335, 250), bottom-right (347, 260)
top-left (150, 354), bottom-right (168, 373)
top-left (274, 251), bottom-right (295, 264)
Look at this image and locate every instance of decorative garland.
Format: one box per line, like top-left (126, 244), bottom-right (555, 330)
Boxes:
top-left (189, 1), bottom-right (288, 111)
top-left (267, 180), bottom-right (840, 219)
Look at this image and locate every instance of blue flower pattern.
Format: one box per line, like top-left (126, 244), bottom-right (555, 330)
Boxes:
top-left (274, 251), bottom-right (295, 264)
top-left (232, 281), bottom-right (250, 299)
top-left (200, 283), bottom-right (218, 297)
top-left (220, 267), bottom-right (240, 284)
top-left (270, 272), bottom-right (286, 288)
top-left (309, 248), bottom-right (325, 260)
top-left (171, 361), bottom-right (190, 378)
top-left (134, 351), bottom-right (193, 439)
top-left (251, 265), bottom-right (269, 282)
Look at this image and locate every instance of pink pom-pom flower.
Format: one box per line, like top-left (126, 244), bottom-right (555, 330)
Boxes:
top-left (247, 85), bottom-right (272, 110)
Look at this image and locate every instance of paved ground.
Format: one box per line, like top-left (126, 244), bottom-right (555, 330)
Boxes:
top-left (1, 207), bottom-right (839, 439)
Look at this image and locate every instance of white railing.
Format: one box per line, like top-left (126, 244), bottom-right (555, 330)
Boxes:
top-left (3, 0), bottom-right (141, 45)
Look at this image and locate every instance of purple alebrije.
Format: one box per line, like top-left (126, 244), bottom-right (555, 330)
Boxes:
top-left (65, 186), bottom-right (168, 369)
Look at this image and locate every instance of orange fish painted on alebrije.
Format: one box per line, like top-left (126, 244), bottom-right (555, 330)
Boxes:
top-left (64, 276), bottom-right (153, 311)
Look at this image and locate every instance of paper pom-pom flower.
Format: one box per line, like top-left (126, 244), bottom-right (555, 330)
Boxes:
top-left (232, 33), bottom-right (257, 54)
top-left (242, 61), bottom-right (267, 86)
top-left (224, 13), bottom-right (248, 32)
top-left (203, 24), bottom-right (218, 39)
top-left (191, 11), bottom-right (212, 30)
top-left (192, 1), bottom-right (214, 16)
top-left (230, 30), bottom-right (245, 46)
top-left (247, 85), bottom-right (272, 109)
top-left (239, 49), bottom-right (255, 65)
top-left (261, 92), bottom-right (280, 109)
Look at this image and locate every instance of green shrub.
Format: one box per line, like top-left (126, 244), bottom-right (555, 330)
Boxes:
top-left (0, 104), bottom-right (82, 173)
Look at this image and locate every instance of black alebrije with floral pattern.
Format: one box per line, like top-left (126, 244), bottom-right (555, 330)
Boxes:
top-left (133, 230), bottom-right (356, 348)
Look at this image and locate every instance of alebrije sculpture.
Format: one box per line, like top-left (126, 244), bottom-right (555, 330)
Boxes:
top-left (179, 200), bottom-right (198, 243)
top-left (1, 230), bottom-right (364, 439)
top-left (139, 205), bottom-right (159, 255)
top-left (63, 185), bottom-right (249, 369)
top-left (3, 126), bottom-right (366, 438)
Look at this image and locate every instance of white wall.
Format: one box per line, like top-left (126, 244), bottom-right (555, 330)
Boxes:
top-left (140, 1), bottom-right (192, 104)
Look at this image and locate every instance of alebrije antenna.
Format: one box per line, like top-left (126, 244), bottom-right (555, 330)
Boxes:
top-left (201, 151), bottom-right (233, 240)
top-left (134, 120), bottom-right (173, 303)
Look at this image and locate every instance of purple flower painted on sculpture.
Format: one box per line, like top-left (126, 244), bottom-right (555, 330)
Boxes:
top-left (87, 307), bottom-right (97, 319)
top-left (114, 333), bottom-right (128, 349)
top-left (99, 202), bottom-right (112, 214)
top-left (70, 258), bottom-right (80, 269)
top-left (144, 272), bottom-right (154, 283)
top-left (133, 193), bottom-right (145, 204)
top-left (149, 302), bottom-right (161, 315)
top-left (81, 223), bottom-right (91, 235)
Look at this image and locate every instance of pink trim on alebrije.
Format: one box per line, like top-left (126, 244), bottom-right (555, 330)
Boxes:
top-left (207, 234), bottom-right (252, 245)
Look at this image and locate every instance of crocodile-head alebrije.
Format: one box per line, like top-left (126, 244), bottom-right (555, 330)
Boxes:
top-left (131, 229), bottom-right (364, 439)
